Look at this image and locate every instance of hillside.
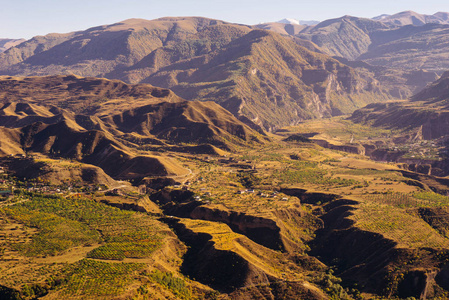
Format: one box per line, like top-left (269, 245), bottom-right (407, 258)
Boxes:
top-left (350, 71), bottom-right (449, 140)
top-left (0, 75), bottom-right (182, 114)
top-left (0, 17), bottom-right (392, 130)
top-left (0, 39), bottom-right (25, 53)
top-left (0, 17), bottom-right (250, 79)
top-left (298, 16), bottom-right (392, 60)
top-left (4, 116), bottom-right (449, 299)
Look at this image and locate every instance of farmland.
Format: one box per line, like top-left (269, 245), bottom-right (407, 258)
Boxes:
top-left (2, 117), bottom-right (449, 299)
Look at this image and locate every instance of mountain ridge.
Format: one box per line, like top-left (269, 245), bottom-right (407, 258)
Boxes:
top-left (0, 17), bottom-right (390, 130)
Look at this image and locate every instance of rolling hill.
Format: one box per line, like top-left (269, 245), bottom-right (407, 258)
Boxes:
top-left (0, 75), bottom-right (265, 180)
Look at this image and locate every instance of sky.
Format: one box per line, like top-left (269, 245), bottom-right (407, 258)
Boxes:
top-left (2, 0), bottom-right (449, 39)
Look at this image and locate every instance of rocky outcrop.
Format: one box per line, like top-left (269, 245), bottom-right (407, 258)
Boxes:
top-left (190, 206), bottom-right (284, 251)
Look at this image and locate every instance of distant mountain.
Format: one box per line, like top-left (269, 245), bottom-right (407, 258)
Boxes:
top-left (277, 18), bottom-right (319, 26)
top-left (0, 38), bottom-right (25, 53)
top-left (0, 17), bottom-right (389, 131)
top-left (297, 15), bottom-right (395, 60)
top-left (372, 14), bottom-right (391, 21)
top-left (277, 18), bottom-right (300, 25)
top-left (293, 15), bottom-right (449, 74)
top-left (254, 22), bottom-right (307, 36)
top-left (373, 11), bottom-right (449, 26)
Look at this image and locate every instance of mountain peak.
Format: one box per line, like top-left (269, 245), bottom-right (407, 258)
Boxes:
top-left (277, 18), bottom-right (300, 25)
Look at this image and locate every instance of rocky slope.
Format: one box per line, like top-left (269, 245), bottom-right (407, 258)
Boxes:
top-left (350, 71), bottom-right (449, 140)
top-left (133, 29), bottom-right (389, 130)
top-left (0, 38), bottom-right (25, 53)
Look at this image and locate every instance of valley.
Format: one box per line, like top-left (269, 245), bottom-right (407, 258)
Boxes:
top-left (2, 97), bottom-right (449, 298)
top-left (2, 8), bottom-right (449, 300)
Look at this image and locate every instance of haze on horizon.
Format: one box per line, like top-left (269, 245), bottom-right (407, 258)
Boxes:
top-left (2, 0), bottom-right (449, 39)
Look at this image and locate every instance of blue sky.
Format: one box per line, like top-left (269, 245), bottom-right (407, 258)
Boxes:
top-left (2, 0), bottom-right (449, 39)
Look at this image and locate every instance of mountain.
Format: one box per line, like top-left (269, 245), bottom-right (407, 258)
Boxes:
top-left (277, 18), bottom-right (301, 25)
top-left (277, 13), bottom-right (449, 100)
top-left (372, 14), bottom-right (391, 21)
top-left (276, 18), bottom-right (320, 26)
top-left (0, 17), bottom-right (390, 131)
top-left (0, 75), bottom-right (265, 179)
top-left (297, 15), bottom-right (395, 60)
top-left (126, 29), bottom-right (389, 130)
top-left (255, 13), bottom-right (449, 76)
top-left (254, 22), bottom-right (308, 37)
top-left (357, 23), bottom-right (449, 71)
top-left (0, 17), bottom-right (250, 79)
top-left (373, 11), bottom-right (449, 26)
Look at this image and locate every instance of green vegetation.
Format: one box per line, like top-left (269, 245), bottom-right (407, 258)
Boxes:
top-left (0, 193), bottom-right (164, 258)
top-left (87, 240), bottom-right (161, 261)
top-left (352, 201), bottom-right (449, 249)
top-left (148, 270), bottom-right (191, 299)
top-left (61, 259), bottom-right (145, 296)
top-left (365, 191), bottom-right (449, 208)
top-left (270, 161), bottom-right (358, 187)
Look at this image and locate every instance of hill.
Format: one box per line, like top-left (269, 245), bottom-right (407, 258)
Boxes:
top-left (293, 15), bottom-right (449, 74)
top-left (0, 75), bottom-right (265, 180)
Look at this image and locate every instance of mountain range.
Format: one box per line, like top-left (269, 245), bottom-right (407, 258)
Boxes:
top-left (372, 11), bottom-right (449, 26)
top-left (2, 11), bottom-right (449, 130)
top-left (0, 17), bottom-right (391, 131)
top-left (4, 10), bottom-right (449, 300)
